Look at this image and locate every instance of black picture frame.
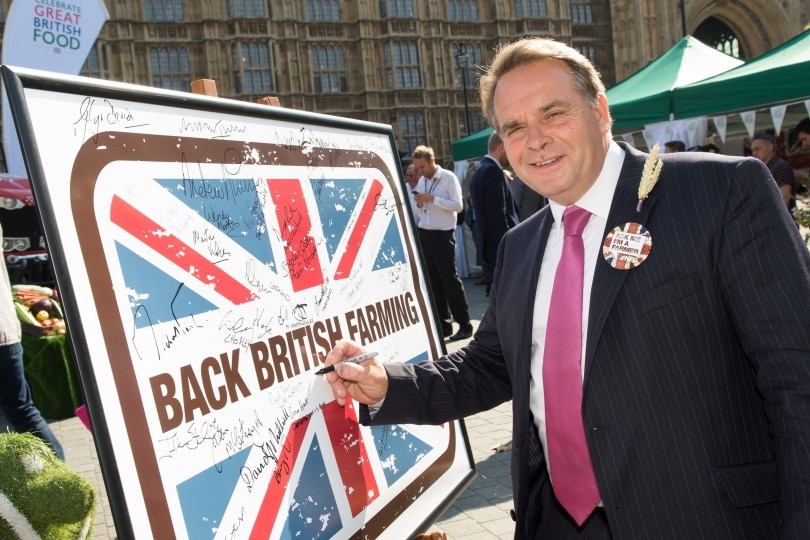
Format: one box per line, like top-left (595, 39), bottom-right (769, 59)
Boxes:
top-left (2, 65), bottom-right (475, 540)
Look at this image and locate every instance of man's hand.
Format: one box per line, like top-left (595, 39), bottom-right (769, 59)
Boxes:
top-left (413, 192), bottom-right (435, 205)
top-left (324, 339), bottom-right (389, 406)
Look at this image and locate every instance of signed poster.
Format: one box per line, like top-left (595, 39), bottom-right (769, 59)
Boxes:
top-left (2, 66), bottom-right (475, 540)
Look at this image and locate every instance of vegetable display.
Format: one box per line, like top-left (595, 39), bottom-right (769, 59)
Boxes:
top-left (12, 284), bottom-right (66, 335)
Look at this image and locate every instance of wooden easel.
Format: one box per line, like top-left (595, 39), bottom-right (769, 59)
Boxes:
top-left (190, 78), bottom-right (280, 107)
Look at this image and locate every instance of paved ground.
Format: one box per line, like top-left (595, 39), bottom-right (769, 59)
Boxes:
top-left (10, 274), bottom-right (515, 539)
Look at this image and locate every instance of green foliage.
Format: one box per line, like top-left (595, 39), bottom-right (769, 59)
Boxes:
top-left (0, 432), bottom-right (96, 540)
top-left (794, 205), bottom-right (810, 246)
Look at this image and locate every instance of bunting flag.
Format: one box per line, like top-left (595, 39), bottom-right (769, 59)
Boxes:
top-left (770, 105), bottom-right (787, 136)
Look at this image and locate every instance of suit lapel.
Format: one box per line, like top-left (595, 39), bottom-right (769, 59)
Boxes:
top-left (583, 147), bottom-right (658, 383)
top-left (516, 208), bottom-right (554, 385)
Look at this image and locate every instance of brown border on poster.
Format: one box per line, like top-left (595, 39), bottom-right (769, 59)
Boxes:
top-left (69, 132), bottom-right (451, 538)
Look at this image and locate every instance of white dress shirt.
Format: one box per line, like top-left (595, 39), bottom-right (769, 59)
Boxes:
top-left (528, 141), bottom-right (625, 468)
top-left (416, 165), bottom-right (463, 231)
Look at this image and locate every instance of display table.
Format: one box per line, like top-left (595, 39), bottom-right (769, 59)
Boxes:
top-left (21, 332), bottom-right (83, 419)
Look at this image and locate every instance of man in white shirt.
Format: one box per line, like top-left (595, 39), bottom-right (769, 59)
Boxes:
top-left (411, 145), bottom-right (473, 341)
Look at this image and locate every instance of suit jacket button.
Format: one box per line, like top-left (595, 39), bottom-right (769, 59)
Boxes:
top-left (510, 509), bottom-right (517, 521)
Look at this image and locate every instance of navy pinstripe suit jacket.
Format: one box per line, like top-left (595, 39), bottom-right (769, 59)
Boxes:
top-left (367, 142), bottom-right (810, 539)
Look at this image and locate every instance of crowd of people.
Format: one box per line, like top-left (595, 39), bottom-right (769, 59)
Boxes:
top-left (408, 116), bottom-right (810, 341)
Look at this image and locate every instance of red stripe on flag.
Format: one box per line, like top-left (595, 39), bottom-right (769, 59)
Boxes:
top-left (268, 179), bottom-right (324, 292)
top-left (323, 401), bottom-right (380, 516)
top-left (334, 179), bottom-right (384, 280)
top-left (110, 195), bottom-right (255, 304)
top-left (249, 414), bottom-right (313, 540)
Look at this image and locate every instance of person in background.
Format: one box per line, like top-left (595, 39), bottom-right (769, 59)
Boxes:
top-left (510, 174), bottom-right (547, 222)
top-left (404, 163), bottom-right (420, 220)
top-left (411, 145), bottom-right (473, 342)
top-left (664, 140), bottom-right (685, 153)
top-left (751, 131), bottom-right (797, 210)
top-left (405, 163), bottom-right (419, 190)
top-left (0, 223), bottom-right (64, 460)
top-left (324, 37), bottom-right (810, 539)
top-left (789, 117), bottom-right (810, 193)
top-left (469, 131), bottom-right (518, 296)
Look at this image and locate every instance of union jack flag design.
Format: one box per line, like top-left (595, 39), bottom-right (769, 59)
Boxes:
top-left (10, 76), bottom-right (473, 540)
top-left (112, 176), bottom-right (407, 326)
top-left (101, 164), bottom-right (450, 539)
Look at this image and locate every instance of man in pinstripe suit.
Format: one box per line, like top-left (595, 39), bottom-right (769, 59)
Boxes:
top-left (325, 38), bottom-right (810, 539)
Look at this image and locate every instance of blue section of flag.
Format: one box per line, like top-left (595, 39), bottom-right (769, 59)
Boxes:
top-left (373, 217), bottom-right (406, 270)
top-left (116, 241), bottom-right (218, 328)
top-left (406, 351), bottom-right (430, 364)
top-left (370, 424), bottom-right (433, 487)
top-left (279, 435), bottom-right (342, 539)
top-left (177, 446), bottom-right (253, 539)
top-left (310, 179), bottom-right (362, 261)
top-left (156, 177), bottom-right (276, 270)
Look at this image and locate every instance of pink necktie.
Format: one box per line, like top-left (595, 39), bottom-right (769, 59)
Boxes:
top-left (543, 205), bottom-right (600, 525)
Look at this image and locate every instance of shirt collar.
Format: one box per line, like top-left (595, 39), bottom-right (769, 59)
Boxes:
top-left (548, 141), bottom-right (625, 225)
top-left (483, 154), bottom-right (503, 169)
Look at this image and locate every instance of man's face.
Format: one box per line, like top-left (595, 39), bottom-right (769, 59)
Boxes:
top-left (405, 166), bottom-right (419, 188)
top-left (412, 157), bottom-right (435, 180)
top-left (750, 139), bottom-right (774, 163)
top-left (494, 59), bottom-right (611, 206)
top-left (798, 131), bottom-right (810, 149)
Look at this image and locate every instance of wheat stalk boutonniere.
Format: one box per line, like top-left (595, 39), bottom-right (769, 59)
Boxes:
top-left (637, 144), bottom-right (664, 212)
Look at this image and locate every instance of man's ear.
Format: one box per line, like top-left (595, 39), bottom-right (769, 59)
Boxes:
top-left (595, 93), bottom-right (611, 134)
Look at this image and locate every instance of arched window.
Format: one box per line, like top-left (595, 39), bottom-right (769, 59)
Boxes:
top-left (150, 47), bottom-right (191, 91)
top-left (571, 2), bottom-right (593, 24)
top-left (227, 0), bottom-right (266, 17)
top-left (576, 45), bottom-right (596, 63)
top-left (694, 17), bottom-right (743, 58)
top-left (144, 0), bottom-right (184, 22)
top-left (306, 0), bottom-right (341, 21)
top-left (453, 43), bottom-right (482, 90)
top-left (514, 0), bottom-right (547, 17)
top-left (231, 42), bottom-right (273, 95)
top-left (448, 0), bottom-right (478, 21)
top-left (311, 46), bottom-right (347, 93)
top-left (398, 112), bottom-right (426, 155)
top-left (380, 0), bottom-right (415, 18)
top-left (81, 44), bottom-right (111, 79)
top-left (384, 42), bottom-right (421, 89)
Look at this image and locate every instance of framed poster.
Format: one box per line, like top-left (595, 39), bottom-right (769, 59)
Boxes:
top-left (2, 65), bottom-right (475, 540)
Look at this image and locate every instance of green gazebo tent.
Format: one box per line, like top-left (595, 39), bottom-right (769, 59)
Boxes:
top-left (606, 35), bottom-right (743, 131)
top-left (451, 35), bottom-right (742, 160)
top-left (672, 28), bottom-right (810, 120)
top-left (452, 126), bottom-right (494, 161)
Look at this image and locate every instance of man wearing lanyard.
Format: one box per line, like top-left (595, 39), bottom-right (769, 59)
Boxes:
top-left (411, 145), bottom-right (473, 342)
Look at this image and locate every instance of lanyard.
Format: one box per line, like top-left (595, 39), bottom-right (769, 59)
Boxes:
top-left (424, 173), bottom-right (440, 194)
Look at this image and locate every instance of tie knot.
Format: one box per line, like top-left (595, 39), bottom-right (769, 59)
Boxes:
top-left (563, 205), bottom-right (590, 237)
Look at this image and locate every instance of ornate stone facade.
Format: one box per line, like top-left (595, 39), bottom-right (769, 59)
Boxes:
top-left (0, 0), bottom-right (807, 166)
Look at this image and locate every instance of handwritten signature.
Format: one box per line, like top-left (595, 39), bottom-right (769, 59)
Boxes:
top-left (74, 96), bottom-right (143, 144)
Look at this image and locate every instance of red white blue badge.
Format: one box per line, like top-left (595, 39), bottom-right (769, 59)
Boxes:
top-left (602, 223), bottom-right (652, 270)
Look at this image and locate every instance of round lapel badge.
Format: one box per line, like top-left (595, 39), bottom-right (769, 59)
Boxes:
top-left (602, 222), bottom-right (652, 270)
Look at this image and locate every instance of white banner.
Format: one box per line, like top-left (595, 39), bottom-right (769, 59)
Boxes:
top-left (2, 0), bottom-right (109, 175)
top-left (643, 117), bottom-right (708, 151)
top-left (711, 116), bottom-right (728, 143)
top-left (740, 110), bottom-right (757, 139)
top-left (770, 104), bottom-right (787, 135)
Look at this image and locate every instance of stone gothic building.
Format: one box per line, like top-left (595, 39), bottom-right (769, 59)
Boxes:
top-left (0, 0), bottom-right (807, 166)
